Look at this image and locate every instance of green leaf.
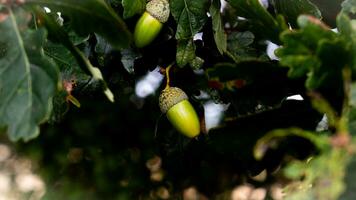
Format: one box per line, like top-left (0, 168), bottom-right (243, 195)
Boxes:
top-left (44, 41), bottom-right (92, 122)
top-left (26, 0), bottom-right (132, 49)
top-left (283, 148), bottom-right (349, 200)
top-left (276, 15), bottom-right (351, 89)
top-left (337, 13), bottom-right (356, 72)
top-left (207, 61), bottom-right (276, 82)
top-left (206, 61), bottom-right (286, 91)
top-left (351, 83), bottom-right (356, 107)
top-left (309, 92), bottom-right (339, 128)
top-left (309, 38), bottom-right (350, 89)
top-left (189, 56), bottom-right (204, 70)
top-left (226, 31), bottom-right (260, 62)
top-left (254, 128), bottom-right (329, 160)
top-left (106, 0), bottom-right (121, 6)
top-left (0, 8), bottom-right (59, 141)
top-left (170, 0), bottom-right (210, 40)
top-left (122, 0), bottom-right (146, 19)
top-left (341, 0), bottom-right (356, 14)
top-left (170, 0), bottom-right (209, 69)
top-left (337, 14), bottom-right (356, 42)
top-left (348, 108), bottom-right (356, 135)
top-left (176, 39), bottom-right (196, 67)
top-left (226, 0), bottom-right (285, 43)
top-left (45, 42), bottom-right (82, 73)
top-left (284, 161), bottom-right (307, 179)
top-left (120, 48), bottom-right (142, 74)
top-left (340, 154), bottom-right (356, 199)
top-left (271, 0), bottom-right (321, 28)
top-left (95, 33), bottom-right (112, 53)
top-left (94, 33), bottom-right (113, 67)
top-left (210, 0), bottom-right (227, 55)
top-left (32, 7), bottom-right (115, 102)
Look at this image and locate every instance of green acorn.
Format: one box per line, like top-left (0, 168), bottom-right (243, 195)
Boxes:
top-left (159, 67), bottom-right (200, 138)
top-left (134, 0), bottom-right (170, 48)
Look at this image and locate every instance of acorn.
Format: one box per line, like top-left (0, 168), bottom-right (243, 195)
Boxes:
top-left (159, 87), bottom-right (200, 138)
top-left (134, 0), bottom-right (170, 48)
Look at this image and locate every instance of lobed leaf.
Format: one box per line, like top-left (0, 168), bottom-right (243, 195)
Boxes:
top-left (337, 12), bottom-right (356, 74)
top-left (276, 15), bottom-right (352, 89)
top-left (0, 8), bottom-right (59, 141)
top-left (170, 0), bottom-right (210, 40)
top-left (226, 31), bottom-right (261, 62)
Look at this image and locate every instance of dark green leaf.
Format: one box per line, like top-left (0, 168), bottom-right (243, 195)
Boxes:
top-left (94, 34), bottom-right (113, 67)
top-left (226, 31), bottom-right (260, 62)
top-left (44, 41), bottom-right (93, 86)
top-left (170, 0), bottom-right (209, 69)
top-left (0, 8), bottom-right (59, 141)
top-left (207, 62), bottom-right (264, 82)
top-left (276, 16), bottom-right (351, 89)
top-left (176, 39), bottom-right (196, 67)
top-left (44, 43), bottom-right (77, 121)
top-left (45, 42), bottom-right (80, 72)
top-left (170, 0), bottom-right (210, 39)
top-left (120, 48), bottom-right (142, 74)
top-left (32, 7), bottom-right (115, 102)
top-left (226, 0), bottom-right (286, 43)
top-left (105, 0), bottom-right (121, 6)
top-left (44, 41), bottom-right (102, 122)
top-left (95, 34), bottom-right (113, 55)
top-left (206, 61), bottom-right (288, 87)
top-left (210, 0), bottom-right (227, 54)
top-left (309, 38), bottom-right (350, 89)
top-left (26, 0), bottom-right (132, 49)
top-left (271, 0), bottom-right (321, 28)
top-left (122, 0), bottom-right (146, 19)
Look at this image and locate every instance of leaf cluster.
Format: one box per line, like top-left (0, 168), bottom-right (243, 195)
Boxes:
top-left (0, 0), bottom-right (356, 199)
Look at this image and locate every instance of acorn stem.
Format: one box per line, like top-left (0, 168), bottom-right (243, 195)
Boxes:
top-left (164, 64), bottom-right (173, 90)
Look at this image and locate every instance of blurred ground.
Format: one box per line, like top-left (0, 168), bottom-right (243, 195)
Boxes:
top-left (0, 143), bottom-right (45, 200)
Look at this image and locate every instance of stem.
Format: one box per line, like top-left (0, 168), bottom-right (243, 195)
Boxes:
top-left (32, 13), bottom-right (38, 29)
top-left (164, 64), bottom-right (173, 90)
top-left (339, 66), bottom-right (351, 134)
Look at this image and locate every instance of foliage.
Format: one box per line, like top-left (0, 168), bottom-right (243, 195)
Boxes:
top-left (0, 0), bottom-right (356, 199)
top-left (0, 7), bottom-right (59, 141)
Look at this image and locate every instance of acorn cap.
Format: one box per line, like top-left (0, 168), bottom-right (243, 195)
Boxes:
top-left (146, 0), bottom-right (170, 23)
top-left (159, 87), bottom-right (188, 113)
